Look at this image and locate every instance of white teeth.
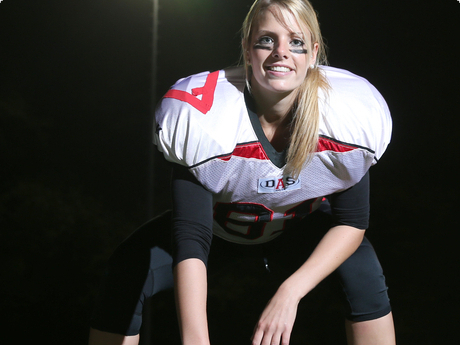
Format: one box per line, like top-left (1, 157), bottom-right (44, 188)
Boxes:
top-left (269, 66), bottom-right (291, 72)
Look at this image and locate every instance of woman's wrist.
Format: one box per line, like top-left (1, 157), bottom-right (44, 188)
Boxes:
top-left (182, 335), bottom-right (210, 345)
top-left (277, 278), bottom-right (306, 304)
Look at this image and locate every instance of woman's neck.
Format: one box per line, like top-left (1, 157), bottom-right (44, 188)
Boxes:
top-left (251, 85), bottom-right (296, 121)
top-left (250, 85), bottom-right (297, 152)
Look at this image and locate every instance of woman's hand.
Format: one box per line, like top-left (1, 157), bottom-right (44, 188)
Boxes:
top-left (251, 225), bottom-right (365, 345)
top-left (251, 284), bottom-right (300, 345)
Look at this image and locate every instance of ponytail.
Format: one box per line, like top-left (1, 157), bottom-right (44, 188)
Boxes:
top-left (285, 66), bottom-right (329, 178)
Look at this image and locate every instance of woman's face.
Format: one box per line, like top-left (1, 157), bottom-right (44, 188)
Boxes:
top-left (248, 7), bottom-right (317, 98)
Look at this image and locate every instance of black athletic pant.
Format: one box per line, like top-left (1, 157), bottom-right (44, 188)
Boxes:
top-left (90, 209), bottom-right (391, 337)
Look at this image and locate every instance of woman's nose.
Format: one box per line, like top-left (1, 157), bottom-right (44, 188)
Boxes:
top-left (272, 40), bottom-right (290, 59)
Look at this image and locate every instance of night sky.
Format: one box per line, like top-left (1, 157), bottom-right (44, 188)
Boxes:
top-left (0, 0), bottom-right (458, 344)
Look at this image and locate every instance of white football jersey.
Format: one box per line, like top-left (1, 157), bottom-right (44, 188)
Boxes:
top-left (154, 66), bottom-right (392, 244)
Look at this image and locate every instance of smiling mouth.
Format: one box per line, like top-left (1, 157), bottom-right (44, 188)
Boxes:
top-left (266, 66), bottom-right (292, 72)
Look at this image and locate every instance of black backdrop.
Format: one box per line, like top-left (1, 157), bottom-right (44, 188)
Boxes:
top-left (0, 0), bottom-right (458, 344)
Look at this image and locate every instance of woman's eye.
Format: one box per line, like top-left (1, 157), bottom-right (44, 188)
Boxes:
top-left (258, 36), bottom-right (273, 45)
top-left (291, 39), bottom-right (304, 47)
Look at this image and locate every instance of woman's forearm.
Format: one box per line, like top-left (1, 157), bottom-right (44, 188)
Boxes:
top-left (280, 225), bottom-right (365, 300)
top-left (251, 225), bottom-right (366, 344)
top-left (174, 258), bottom-right (210, 345)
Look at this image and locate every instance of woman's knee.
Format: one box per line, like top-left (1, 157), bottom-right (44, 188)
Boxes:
top-left (336, 237), bottom-right (391, 321)
top-left (90, 212), bottom-right (174, 336)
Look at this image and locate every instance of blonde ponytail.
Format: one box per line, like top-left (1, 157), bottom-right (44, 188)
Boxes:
top-left (285, 66), bottom-right (329, 178)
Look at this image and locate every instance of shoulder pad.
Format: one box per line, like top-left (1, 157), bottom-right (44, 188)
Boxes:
top-left (319, 66), bottom-right (392, 163)
top-left (153, 68), bottom-right (253, 167)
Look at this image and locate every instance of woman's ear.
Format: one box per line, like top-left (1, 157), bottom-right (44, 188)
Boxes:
top-left (310, 42), bottom-right (319, 66)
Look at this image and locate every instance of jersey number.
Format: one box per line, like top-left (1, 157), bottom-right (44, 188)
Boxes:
top-left (163, 71), bottom-right (219, 114)
top-left (213, 199), bottom-right (317, 240)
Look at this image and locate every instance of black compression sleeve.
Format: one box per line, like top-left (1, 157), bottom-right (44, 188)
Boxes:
top-left (171, 164), bottom-right (213, 267)
top-left (327, 171), bottom-right (370, 230)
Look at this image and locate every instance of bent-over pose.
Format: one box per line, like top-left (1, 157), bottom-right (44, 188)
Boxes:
top-left (89, 1), bottom-right (396, 344)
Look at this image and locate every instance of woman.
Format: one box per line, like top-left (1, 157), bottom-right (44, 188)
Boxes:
top-left (89, 1), bottom-right (396, 344)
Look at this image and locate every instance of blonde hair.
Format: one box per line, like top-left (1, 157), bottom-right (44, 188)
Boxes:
top-left (241, 0), bottom-right (330, 178)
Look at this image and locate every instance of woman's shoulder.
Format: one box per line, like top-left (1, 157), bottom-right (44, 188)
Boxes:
top-left (318, 66), bottom-right (392, 163)
top-left (154, 67), bottom-right (255, 167)
top-left (168, 66), bottom-right (245, 95)
top-left (320, 66), bottom-right (386, 100)
top-left (157, 67), bottom-right (245, 118)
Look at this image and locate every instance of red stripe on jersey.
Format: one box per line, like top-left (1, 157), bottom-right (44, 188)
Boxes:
top-left (163, 71), bottom-right (219, 114)
top-left (317, 136), bottom-right (357, 153)
top-left (218, 142), bottom-right (269, 161)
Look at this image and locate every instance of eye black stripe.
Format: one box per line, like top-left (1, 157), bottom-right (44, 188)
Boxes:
top-left (290, 49), bottom-right (308, 54)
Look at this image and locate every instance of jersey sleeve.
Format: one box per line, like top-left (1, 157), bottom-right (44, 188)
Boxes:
top-left (327, 170), bottom-right (370, 230)
top-left (153, 68), bottom-right (249, 169)
top-left (319, 66), bottom-right (392, 164)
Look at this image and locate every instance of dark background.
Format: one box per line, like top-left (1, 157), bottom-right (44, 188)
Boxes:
top-left (0, 0), bottom-right (458, 344)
